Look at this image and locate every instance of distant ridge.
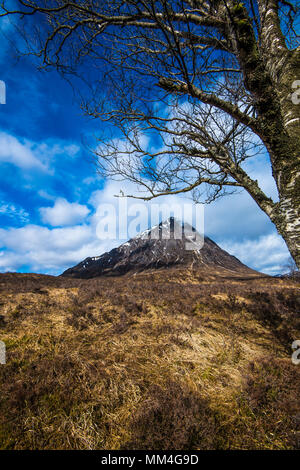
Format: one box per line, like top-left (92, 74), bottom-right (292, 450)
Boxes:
top-left (61, 217), bottom-right (254, 279)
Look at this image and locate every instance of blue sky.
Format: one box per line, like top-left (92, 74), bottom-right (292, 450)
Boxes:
top-left (0, 18), bottom-right (291, 276)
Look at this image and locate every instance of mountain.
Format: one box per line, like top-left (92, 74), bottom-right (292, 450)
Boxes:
top-left (61, 217), bottom-right (253, 279)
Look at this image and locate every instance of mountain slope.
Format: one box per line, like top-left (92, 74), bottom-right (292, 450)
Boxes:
top-left (62, 218), bottom-right (253, 278)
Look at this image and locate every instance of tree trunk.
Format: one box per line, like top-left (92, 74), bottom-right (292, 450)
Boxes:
top-left (273, 207), bottom-right (300, 270)
top-left (271, 55), bottom-right (300, 269)
top-left (271, 165), bottom-right (300, 269)
top-left (232, 2), bottom-right (300, 269)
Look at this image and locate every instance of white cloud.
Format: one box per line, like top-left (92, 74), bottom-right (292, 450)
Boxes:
top-left (220, 233), bottom-right (290, 275)
top-left (39, 198), bottom-right (90, 227)
top-left (0, 202), bottom-right (29, 223)
top-left (0, 224), bottom-right (118, 274)
top-left (38, 190), bottom-right (56, 201)
top-left (36, 141), bottom-right (80, 161)
top-left (204, 189), bottom-right (272, 240)
top-left (243, 154), bottom-right (279, 201)
top-left (0, 132), bottom-right (80, 172)
top-left (0, 132), bottom-right (48, 171)
top-left (0, 225), bottom-right (91, 252)
top-left (83, 175), bottom-right (102, 185)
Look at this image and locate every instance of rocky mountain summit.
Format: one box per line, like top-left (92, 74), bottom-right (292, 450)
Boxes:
top-left (62, 217), bottom-right (252, 278)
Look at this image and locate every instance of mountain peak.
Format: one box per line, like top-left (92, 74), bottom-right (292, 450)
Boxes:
top-left (61, 218), bottom-right (252, 278)
top-left (133, 216), bottom-right (200, 246)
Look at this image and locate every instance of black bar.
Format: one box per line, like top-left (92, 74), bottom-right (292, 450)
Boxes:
top-left (0, 450), bottom-right (298, 466)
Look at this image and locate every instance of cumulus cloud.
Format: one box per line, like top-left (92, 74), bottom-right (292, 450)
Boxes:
top-left (0, 224), bottom-right (118, 274)
top-left (39, 198), bottom-right (90, 227)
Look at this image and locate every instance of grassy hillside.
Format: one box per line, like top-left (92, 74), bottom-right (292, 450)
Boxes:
top-left (0, 268), bottom-right (299, 450)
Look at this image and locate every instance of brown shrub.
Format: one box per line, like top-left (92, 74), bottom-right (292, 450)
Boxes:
top-left (124, 381), bottom-right (216, 450)
top-left (246, 290), bottom-right (300, 348)
top-left (239, 357), bottom-right (300, 449)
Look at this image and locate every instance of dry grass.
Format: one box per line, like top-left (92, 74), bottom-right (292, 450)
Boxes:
top-left (0, 268), bottom-right (299, 449)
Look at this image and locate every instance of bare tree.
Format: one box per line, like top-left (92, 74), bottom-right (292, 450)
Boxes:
top-left (1, 0), bottom-right (299, 266)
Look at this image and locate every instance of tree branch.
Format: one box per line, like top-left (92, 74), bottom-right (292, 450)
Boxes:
top-left (158, 77), bottom-right (261, 135)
